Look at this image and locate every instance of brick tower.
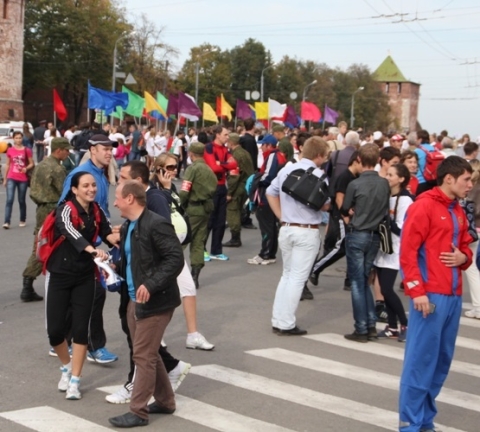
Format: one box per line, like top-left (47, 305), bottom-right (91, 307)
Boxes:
top-left (0, 0), bottom-right (25, 120)
top-left (373, 56), bottom-right (420, 132)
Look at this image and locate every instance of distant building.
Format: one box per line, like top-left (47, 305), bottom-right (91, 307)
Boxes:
top-left (0, 0), bottom-right (25, 120)
top-left (373, 56), bottom-right (420, 132)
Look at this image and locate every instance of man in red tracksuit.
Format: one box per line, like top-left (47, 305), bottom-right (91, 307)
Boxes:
top-left (399, 156), bottom-right (473, 432)
top-left (203, 125), bottom-right (238, 260)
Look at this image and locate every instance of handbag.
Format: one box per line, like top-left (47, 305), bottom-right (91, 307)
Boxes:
top-left (378, 195), bottom-right (401, 254)
top-left (462, 199), bottom-right (479, 243)
top-left (281, 167), bottom-right (329, 211)
top-left (170, 197), bottom-right (192, 245)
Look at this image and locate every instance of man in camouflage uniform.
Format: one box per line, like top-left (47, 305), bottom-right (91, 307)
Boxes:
top-left (223, 133), bottom-right (254, 248)
top-left (21, 138), bottom-right (72, 302)
top-left (179, 143), bottom-right (217, 289)
top-left (273, 124), bottom-right (294, 163)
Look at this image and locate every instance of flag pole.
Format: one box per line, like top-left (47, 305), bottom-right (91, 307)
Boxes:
top-left (234, 116), bottom-right (237, 130)
top-left (322, 104), bottom-right (326, 131)
top-left (54, 111), bottom-right (57, 129)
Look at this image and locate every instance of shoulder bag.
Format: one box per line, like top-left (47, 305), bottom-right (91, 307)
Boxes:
top-left (281, 167), bottom-right (329, 211)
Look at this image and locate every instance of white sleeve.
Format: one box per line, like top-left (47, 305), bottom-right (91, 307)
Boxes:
top-left (395, 195), bottom-right (414, 230)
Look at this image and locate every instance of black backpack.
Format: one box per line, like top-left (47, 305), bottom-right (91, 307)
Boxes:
top-left (72, 130), bottom-right (94, 151)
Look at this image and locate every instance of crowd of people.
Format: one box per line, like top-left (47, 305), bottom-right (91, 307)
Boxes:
top-left (2, 116), bottom-right (479, 431)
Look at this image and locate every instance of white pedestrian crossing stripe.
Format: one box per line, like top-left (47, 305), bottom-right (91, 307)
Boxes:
top-left (306, 333), bottom-right (480, 379)
top-left (0, 406), bottom-right (111, 431)
top-left (190, 364), bottom-right (467, 432)
top-left (97, 387), bottom-right (293, 432)
top-left (375, 323), bottom-right (480, 351)
top-left (247, 347), bottom-right (480, 413)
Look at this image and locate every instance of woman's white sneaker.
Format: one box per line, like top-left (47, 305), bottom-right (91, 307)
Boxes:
top-left (186, 333), bottom-right (214, 350)
top-left (58, 366), bottom-right (72, 392)
top-left (66, 378), bottom-right (81, 400)
top-left (464, 308), bottom-right (480, 319)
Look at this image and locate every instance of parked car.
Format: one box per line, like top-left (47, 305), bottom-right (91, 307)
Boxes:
top-left (0, 121), bottom-right (34, 145)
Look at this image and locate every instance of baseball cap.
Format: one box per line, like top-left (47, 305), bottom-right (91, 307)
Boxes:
top-left (272, 124), bottom-right (284, 133)
top-left (189, 142), bottom-right (205, 156)
top-left (228, 133), bottom-right (240, 144)
top-left (391, 134), bottom-right (403, 141)
top-left (258, 134), bottom-right (278, 146)
top-left (88, 134), bottom-right (118, 148)
top-left (51, 137), bottom-right (72, 151)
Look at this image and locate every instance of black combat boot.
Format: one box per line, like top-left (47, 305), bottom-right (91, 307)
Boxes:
top-left (191, 267), bottom-right (201, 289)
top-left (222, 232), bottom-right (242, 248)
top-left (21, 277), bottom-right (43, 302)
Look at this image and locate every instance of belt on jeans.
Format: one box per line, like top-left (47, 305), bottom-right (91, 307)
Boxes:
top-left (281, 222), bottom-right (320, 229)
top-left (346, 226), bottom-right (379, 234)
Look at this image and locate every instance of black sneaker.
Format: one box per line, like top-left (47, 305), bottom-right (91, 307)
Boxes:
top-left (344, 331), bottom-right (368, 343)
top-left (300, 284), bottom-right (314, 301)
top-left (367, 327), bottom-right (378, 341)
top-left (309, 273), bottom-right (319, 286)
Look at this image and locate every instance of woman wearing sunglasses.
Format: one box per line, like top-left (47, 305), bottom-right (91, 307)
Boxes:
top-left (150, 154), bottom-right (214, 350)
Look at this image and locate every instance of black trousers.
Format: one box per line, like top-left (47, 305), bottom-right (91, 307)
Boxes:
top-left (46, 272), bottom-right (95, 347)
top-left (207, 185), bottom-right (227, 255)
top-left (120, 309), bottom-right (179, 384)
top-left (256, 204), bottom-right (278, 260)
top-left (312, 214), bottom-right (346, 275)
top-left (376, 266), bottom-right (408, 328)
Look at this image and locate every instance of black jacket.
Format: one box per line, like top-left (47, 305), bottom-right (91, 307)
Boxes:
top-left (47, 198), bottom-right (112, 275)
top-left (118, 208), bottom-right (184, 319)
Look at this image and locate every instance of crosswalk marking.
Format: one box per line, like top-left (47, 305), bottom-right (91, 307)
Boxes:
top-left (305, 333), bottom-right (480, 379)
top-left (0, 406), bottom-right (111, 431)
top-left (247, 348), bottom-right (480, 413)
top-left (190, 364), bottom-right (467, 432)
top-left (374, 324), bottom-right (480, 351)
top-left (97, 387), bottom-right (293, 432)
top-left (459, 316), bottom-right (480, 328)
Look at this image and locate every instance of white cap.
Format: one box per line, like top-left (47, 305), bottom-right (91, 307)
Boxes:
top-left (373, 131), bottom-right (383, 141)
top-left (112, 133), bottom-right (126, 143)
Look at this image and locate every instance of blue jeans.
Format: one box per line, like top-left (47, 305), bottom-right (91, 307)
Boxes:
top-left (345, 230), bottom-right (379, 334)
top-left (4, 179), bottom-right (28, 224)
top-left (128, 151), bottom-right (141, 161)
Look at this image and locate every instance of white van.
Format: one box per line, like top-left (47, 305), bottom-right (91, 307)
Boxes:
top-left (0, 121), bottom-right (34, 145)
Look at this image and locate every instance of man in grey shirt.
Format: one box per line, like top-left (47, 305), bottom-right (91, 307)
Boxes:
top-left (341, 144), bottom-right (390, 342)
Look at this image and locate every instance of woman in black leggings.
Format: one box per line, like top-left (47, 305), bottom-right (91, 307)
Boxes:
top-left (46, 171), bottom-right (116, 400)
top-left (374, 164), bottom-right (414, 342)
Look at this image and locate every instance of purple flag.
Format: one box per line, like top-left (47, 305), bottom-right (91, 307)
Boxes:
top-left (285, 106), bottom-right (300, 127)
top-left (166, 95), bottom-right (178, 118)
top-left (178, 92), bottom-right (202, 118)
top-left (236, 99), bottom-right (253, 120)
top-left (324, 105), bottom-right (339, 124)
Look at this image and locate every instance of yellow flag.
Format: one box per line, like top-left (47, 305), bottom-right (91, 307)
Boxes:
top-left (203, 102), bottom-right (218, 123)
top-left (255, 102), bottom-right (269, 120)
top-left (144, 91), bottom-right (166, 117)
top-left (220, 93), bottom-right (234, 121)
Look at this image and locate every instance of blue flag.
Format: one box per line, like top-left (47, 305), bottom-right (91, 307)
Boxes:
top-left (88, 82), bottom-right (129, 115)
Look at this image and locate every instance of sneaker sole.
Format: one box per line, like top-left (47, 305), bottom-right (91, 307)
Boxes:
top-left (86, 356), bottom-right (118, 364)
top-left (170, 363), bottom-right (192, 392)
top-left (186, 344), bottom-right (215, 351)
top-left (105, 396), bottom-right (131, 404)
top-left (66, 394), bottom-right (82, 400)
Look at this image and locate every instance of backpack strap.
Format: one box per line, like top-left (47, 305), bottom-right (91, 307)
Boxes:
top-left (92, 202), bottom-right (102, 240)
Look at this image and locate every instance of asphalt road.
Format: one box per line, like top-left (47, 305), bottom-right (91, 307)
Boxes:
top-left (0, 185), bottom-right (479, 432)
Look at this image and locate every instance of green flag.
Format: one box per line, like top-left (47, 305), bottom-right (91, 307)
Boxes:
top-left (111, 106), bottom-right (124, 120)
top-left (122, 86), bottom-right (144, 117)
top-left (156, 91), bottom-right (168, 115)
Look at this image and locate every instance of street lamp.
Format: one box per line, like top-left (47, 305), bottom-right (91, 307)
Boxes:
top-left (350, 86), bottom-right (364, 129)
top-left (111, 31), bottom-right (136, 93)
top-left (302, 79), bottom-right (317, 101)
top-left (260, 62), bottom-right (276, 102)
top-left (194, 48), bottom-right (218, 127)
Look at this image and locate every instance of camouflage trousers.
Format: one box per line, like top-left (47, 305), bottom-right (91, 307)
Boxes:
top-left (226, 192), bottom-right (246, 235)
top-left (187, 206), bottom-right (210, 269)
top-left (22, 204), bottom-right (56, 279)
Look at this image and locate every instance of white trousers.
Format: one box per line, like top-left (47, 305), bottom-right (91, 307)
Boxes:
top-left (462, 241), bottom-right (480, 310)
top-left (271, 226), bottom-right (321, 330)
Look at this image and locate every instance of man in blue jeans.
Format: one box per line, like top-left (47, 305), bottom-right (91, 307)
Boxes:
top-left (341, 143), bottom-right (390, 342)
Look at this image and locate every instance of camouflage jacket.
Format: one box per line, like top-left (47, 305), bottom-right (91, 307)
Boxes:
top-left (29, 156), bottom-right (66, 205)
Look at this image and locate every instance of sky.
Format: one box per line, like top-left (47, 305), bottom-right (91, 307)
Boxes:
top-left (121, 0), bottom-right (480, 138)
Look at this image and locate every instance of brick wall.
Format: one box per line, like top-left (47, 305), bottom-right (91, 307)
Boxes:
top-left (0, 0), bottom-right (24, 120)
top-left (377, 81), bottom-right (420, 132)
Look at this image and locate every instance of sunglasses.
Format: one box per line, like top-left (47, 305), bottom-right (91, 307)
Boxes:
top-left (156, 164), bottom-right (177, 173)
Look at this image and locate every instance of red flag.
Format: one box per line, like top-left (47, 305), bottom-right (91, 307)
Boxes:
top-left (300, 101), bottom-right (322, 122)
top-left (53, 89), bottom-right (68, 121)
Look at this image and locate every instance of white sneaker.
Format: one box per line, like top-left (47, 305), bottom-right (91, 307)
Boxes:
top-left (186, 333), bottom-right (215, 351)
top-left (58, 366), bottom-right (72, 392)
top-left (465, 308), bottom-right (480, 319)
top-left (169, 361), bottom-right (192, 391)
top-left (66, 378), bottom-right (81, 400)
top-left (105, 383), bottom-right (133, 404)
top-left (247, 255), bottom-right (266, 265)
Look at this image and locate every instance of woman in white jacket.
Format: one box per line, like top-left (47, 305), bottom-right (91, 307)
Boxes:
top-left (374, 164), bottom-right (414, 342)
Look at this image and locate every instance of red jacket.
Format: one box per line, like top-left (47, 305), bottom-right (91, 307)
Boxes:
top-left (204, 142), bottom-right (237, 186)
top-left (400, 187), bottom-right (472, 298)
